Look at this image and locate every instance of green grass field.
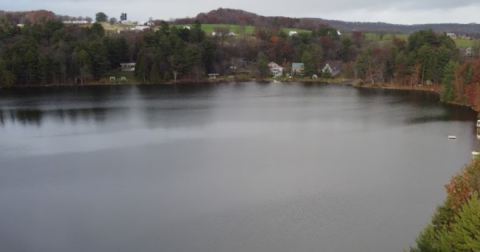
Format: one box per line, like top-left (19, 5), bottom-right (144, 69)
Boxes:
top-left (366, 33), bottom-right (475, 47)
top-left (174, 24), bottom-right (310, 36)
top-left (455, 39), bottom-right (474, 47)
top-left (102, 71), bottom-right (138, 84)
top-left (365, 33), bottom-right (409, 40)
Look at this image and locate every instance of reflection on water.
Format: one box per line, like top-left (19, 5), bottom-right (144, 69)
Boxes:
top-left (0, 83), bottom-right (478, 252)
top-left (0, 108), bottom-right (111, 127)
top-left (0, 84), bottom-right (475, 129)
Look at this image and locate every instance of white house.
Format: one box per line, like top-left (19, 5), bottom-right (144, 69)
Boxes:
top-left (134, 25), bottom-right (150, 31)
top-left (268, 62), bottom-right (284, 77)
top-left (120, 63), bottom-right (136, 72)
top-left (63, 20), bottom-right (88, 24)
top-left (459, 47), bottom-right (474, 57)
top-left (289, 31), bottom-right (298, 36)
top-left (446, 33), bottom-right (457, 39)
top-left (322, 61), bottom-right (342, 77)
top-left (141, 21), bottom-right (155, 26)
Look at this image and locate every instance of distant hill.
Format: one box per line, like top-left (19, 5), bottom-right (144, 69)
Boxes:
top-left (0, 10), bottom-right (56, 24)
top-left (0, 10), bottom-right (92, 25)
top-left (173, 8), bottom-right (480, 36)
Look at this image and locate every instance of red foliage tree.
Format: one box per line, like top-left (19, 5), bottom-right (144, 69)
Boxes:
top-left (445, 159), bottom-right (480, 212)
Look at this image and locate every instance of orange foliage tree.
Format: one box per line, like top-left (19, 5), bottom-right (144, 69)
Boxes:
top-left (454, 62), bottom-right (473, 103)
top-left (469, 58), bottom-right (480, 107)
top-left (445, 159), bottom-right (480, 212)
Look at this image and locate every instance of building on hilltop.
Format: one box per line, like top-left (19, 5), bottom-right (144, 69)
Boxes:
top-left (446, 33), bottom-right (457, 39)
top-left (134, 25), bottom-right (150, 31)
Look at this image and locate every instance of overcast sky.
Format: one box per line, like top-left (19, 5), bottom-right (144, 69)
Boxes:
top-left (3, 0), bottom-right (480, 25)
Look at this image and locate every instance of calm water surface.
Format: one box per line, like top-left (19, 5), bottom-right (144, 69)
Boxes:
top-left (0, 83), bottom-right (477, 252)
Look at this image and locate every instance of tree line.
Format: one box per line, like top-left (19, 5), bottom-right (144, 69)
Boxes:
top-left (0, 17), bottom-right (479, 109)
top-left (0, 21), bottom-right (130, 86)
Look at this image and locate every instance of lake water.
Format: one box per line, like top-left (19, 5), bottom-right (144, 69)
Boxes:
top-left (0, 83), bottom-right (477, 252)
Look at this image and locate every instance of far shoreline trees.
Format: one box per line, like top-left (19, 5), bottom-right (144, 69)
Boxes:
top-left (0, 15), bottom-right (478, 109)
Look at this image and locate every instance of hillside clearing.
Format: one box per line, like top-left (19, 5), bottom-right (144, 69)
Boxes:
top-left (173, 24), bottom-right (311, 35)
top-left (366, 33), bottom-right (475, 47)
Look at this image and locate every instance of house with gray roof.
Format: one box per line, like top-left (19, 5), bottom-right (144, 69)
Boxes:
top-left (291, 63), bottom-right (304, 76)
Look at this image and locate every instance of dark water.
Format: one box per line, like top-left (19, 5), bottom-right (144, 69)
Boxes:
top-left (0, 83), bottom-right (477, 252)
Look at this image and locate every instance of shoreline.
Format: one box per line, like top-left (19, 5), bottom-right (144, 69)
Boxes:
top-left (0, 76), bottom-right (351, 89)
top-left (1, 78), bottom-right (478, 112)
top-left (354, 82), bottom-right (479, 112)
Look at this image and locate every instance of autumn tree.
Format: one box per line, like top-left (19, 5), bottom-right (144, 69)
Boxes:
top-left (355, 47), bottom-right (384, 84)
top-left (410, 159), bottom-right (480, 252)
top-left (466, 58), bottom-right (480, 107)
top-left (455, 62), bottom-right (473, 103)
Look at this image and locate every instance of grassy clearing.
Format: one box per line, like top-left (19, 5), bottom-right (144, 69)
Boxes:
top-left (174, 24), bottom-right (310, 35)
top-left (102, 71), bottom-right (138, 84)
top-left (366, 33), bottom-right (475, 47)
top-left (282, 28), bottom-right (311, 34)
top-left (176, 24), bottom-right (256, 35)
top-left (365, 33), bottom-right (409, 40)
top-left (455, 39), bottom-right (474, 47)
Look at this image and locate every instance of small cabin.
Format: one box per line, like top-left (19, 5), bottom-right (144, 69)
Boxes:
top-left (121, 63), bottom-right (136, 72)
top-left (208, 73), bottom-right (220, 79)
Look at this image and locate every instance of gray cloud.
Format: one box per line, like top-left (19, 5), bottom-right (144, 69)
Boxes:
top-left (3, 0), bottom-right (480, 24)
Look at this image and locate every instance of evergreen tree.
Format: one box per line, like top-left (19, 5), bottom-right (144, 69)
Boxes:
top-left (150, 62), bottom-right (161, 83)
top-left (200, 40), bottom-right (215, 74)
top-left (24, 48), bottom-right (39, 85)
top-left (301, 51), bottom-right (314, 77)
top-left (88, 23), bottom-right (105, 38)
top-left (135, 54), bottom-right (149, 83)
top-left (257, 52), bottom-right (269, 79)
top-left (448, 194), bottom-right (480, 251)
top-left (184, 45), bottom-right (201, 78)
top-left (417, 44), bottom-right (434, 84)
top-left (191, 20), bottom-right (205, 43)
top-left (2, 70), bottom-right (16, 87)
top-left (87, 40), bottom-right (109, 79)
top-left (339, 37), bottom-right (354, 62)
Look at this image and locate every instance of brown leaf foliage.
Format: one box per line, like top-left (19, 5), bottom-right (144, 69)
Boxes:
top-left (445, 159), bottom-right (480, 212)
